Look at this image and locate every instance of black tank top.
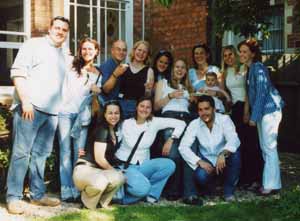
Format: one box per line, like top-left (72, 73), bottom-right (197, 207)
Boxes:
top-left (120, 65), bottom-right (148, 100)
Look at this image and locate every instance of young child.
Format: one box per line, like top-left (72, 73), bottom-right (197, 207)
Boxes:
top-left (199, 72), bottom-right (231, 113)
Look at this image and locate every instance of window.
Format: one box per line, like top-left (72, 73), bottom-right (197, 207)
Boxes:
top-left (0, 0), bottom-right (30, 86)
top-left (261, 6), bottom-right (284, 54)
top-left (66, 0), bottom-right (133, 63)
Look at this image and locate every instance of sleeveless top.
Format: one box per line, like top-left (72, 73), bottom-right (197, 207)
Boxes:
top-left (225, 67), bottom-right (246, 104)
top-left (161, 79), bottom-right (190, 113)
top-left (119, 65), bottom-right (148, 100)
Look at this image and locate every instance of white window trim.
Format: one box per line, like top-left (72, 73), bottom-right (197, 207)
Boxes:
top-left (0, 0), bottom-right (31, 49)
top-left (64, 0), bottom-right (133, 62)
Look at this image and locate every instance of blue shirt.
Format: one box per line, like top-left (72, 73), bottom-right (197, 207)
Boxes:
top-left (99, 58), bottom-right (119, 102)
top-left (247, 62), bottom-right (284, 122)
top-left (189, 65), bottom-right (220, 91)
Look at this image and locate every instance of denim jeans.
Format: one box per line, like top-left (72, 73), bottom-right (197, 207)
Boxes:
top-left (121, 158), bottom-right (175, 204)
top-left (193, 149), bottom-right (241, 197)
top-left (119, 99), bottom-right (136, 119)
top-left (58, 113), bottom-right (88, 200)
top-left (257, 110), bottom-right (282, 190)
top-left (161, 111), bottom-right (190, 197)
top-left (6, 106), bottom-right (58, 202)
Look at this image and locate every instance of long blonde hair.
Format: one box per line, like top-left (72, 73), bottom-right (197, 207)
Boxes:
top-left (129, 40), bottom-right (151, 65)
top-left (170, 59), bottom-right (194, 93)
top-left (221, 45), bottom-right (241, 78)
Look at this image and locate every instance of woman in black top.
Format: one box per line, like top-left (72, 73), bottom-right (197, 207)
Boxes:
top-left (72, 100), bottom-right (125, 209)
top-left (119, 40), bottom-right (155, 119)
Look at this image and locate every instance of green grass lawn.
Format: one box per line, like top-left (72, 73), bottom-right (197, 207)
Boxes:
top-left (33, 197), bottom-right (300, 221)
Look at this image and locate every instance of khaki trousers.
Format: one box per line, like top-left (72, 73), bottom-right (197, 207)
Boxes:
top-left (73, 164), bottom-right (125, 209)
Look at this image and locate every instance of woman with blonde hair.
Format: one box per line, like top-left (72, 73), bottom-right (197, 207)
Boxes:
top-left (222, 44), bottom-right (263, 190)
top-left (119, 40), bottom-right (154, 119)
top-left (154, 59), bottom-right (193, 200)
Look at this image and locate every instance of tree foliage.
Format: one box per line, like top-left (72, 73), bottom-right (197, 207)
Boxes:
top-left (156, 0), bottom-right (273, 38)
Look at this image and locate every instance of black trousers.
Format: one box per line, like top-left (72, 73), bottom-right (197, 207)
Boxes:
top-left (231, 101), bottom-right (263, 185)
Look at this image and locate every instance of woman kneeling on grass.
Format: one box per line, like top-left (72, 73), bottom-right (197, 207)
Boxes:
top-left (115, 96), bottom-right (186, 204)
top-left (72, 100), bottom-right (125, 209)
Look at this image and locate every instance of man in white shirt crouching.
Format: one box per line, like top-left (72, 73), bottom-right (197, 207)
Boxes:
top-left (179, 95), bottom-right (241, 203)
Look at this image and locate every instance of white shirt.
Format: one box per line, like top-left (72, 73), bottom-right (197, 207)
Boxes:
top-left (61, 69), bottom-right (102, 114)
top-left (115, 117), bottom-right (186, 164)
top-left (161, 79), bottom-right (190, 113)
top-left (11, 36), bottom-right (67, 114)
top-left (225, 67), bottom-right (246, 104)
top-left (179, 113), bottom-right (240, 170)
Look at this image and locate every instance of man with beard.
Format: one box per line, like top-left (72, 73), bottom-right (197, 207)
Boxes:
top-left (179, 95), bottom-right (241, 203)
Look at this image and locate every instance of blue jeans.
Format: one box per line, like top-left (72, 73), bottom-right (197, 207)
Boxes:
top-left (122, 158), bottom-right (175, 204)
top-left (6, 106), bottom-right (58, 202)
top-left (119, 99), bottom-right (136, 119)
top-left (194, 149), bottom-right (241, 197)
top-left (162, 128), bottom-right (183, 197)
top-left (58, 113), bottom-right (88, 200)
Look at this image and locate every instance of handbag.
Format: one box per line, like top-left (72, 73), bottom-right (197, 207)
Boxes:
top-left (91, 71), bottom-right (102, 118)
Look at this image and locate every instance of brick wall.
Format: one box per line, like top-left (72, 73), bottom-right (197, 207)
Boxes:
top-left (134, 0), bottom-right (208, 67)
top-left (31, 0), bottom-right (64, 37)
top-left (287, 1), bottom-right (300, 48)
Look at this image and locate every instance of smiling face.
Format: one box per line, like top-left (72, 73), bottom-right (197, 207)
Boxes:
top-left (198, 101), bottom-right (215, 126)
top-left (48, 19), bottom-right (69, 47)
top-left (111, 40), bottom-right (127, 63)
top-left (173, 60), bottom-right (187, 81)
top-left (194, 47), bottom-right (209, 66)
top-left (156, 55), bottom-right (169, 73)
top-left (223, 48), bottom-right (236, 67)
top-left (239, 44), bottom-right (255, 66)
top-left (104, 104), bottom-right (121, 127)
top-left (133, 43), bottom-right (149, 63)
top-left (80, 41), bottom-right (99, 64)
top-left (136, 99), bottom-right (152, 121)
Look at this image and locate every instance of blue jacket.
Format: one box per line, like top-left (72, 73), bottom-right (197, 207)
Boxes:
top-left (247, 62), bottom-right (284, 122)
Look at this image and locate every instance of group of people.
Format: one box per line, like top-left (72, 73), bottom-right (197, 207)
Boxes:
top-left (6, 16), bottom-right (284, 214)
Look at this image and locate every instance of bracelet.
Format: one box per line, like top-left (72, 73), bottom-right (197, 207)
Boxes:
top-left (168, 93), bottom-right (172, 99)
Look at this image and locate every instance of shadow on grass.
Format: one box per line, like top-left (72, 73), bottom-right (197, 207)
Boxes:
top-left (37, 200), bottom-right (294, 221)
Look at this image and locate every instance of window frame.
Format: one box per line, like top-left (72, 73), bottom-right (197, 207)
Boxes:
top-left (64, 0), bottom-right (133, 63)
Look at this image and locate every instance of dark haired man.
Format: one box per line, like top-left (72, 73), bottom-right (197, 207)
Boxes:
top-left (179, 95), bottom-right (241, 203)
top-left (6, 16), bottom-right (70, 214)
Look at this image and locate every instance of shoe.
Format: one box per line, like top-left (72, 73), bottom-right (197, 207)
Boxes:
top-left (166, 195), bottom-right (180, 201)
top-left (257, 188), bottom-right (280, 196)
top-left (182, 195), bottom-right (203, 206)
top-left (224, 195), bottom-right (236, 202)
top-left (146, 196), bottom-right (158, 204)
top-left (31, 195), bottom-right (61, 207)
top-left (63, 196), bottom-right (81, 203)
top-left (7, 200), bottom-right (25, 214)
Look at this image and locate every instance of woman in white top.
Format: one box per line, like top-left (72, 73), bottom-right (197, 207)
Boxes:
top-left (189, 43), bottom-right (223, 92)
top-left (222, 45), bottom-right (263, 189)
top-left (58, 38), bottom-right (102, 202)
top-left (154, 59), bottom-right (193, 200)
top-left (115, 96), bottom-right (186, 204)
